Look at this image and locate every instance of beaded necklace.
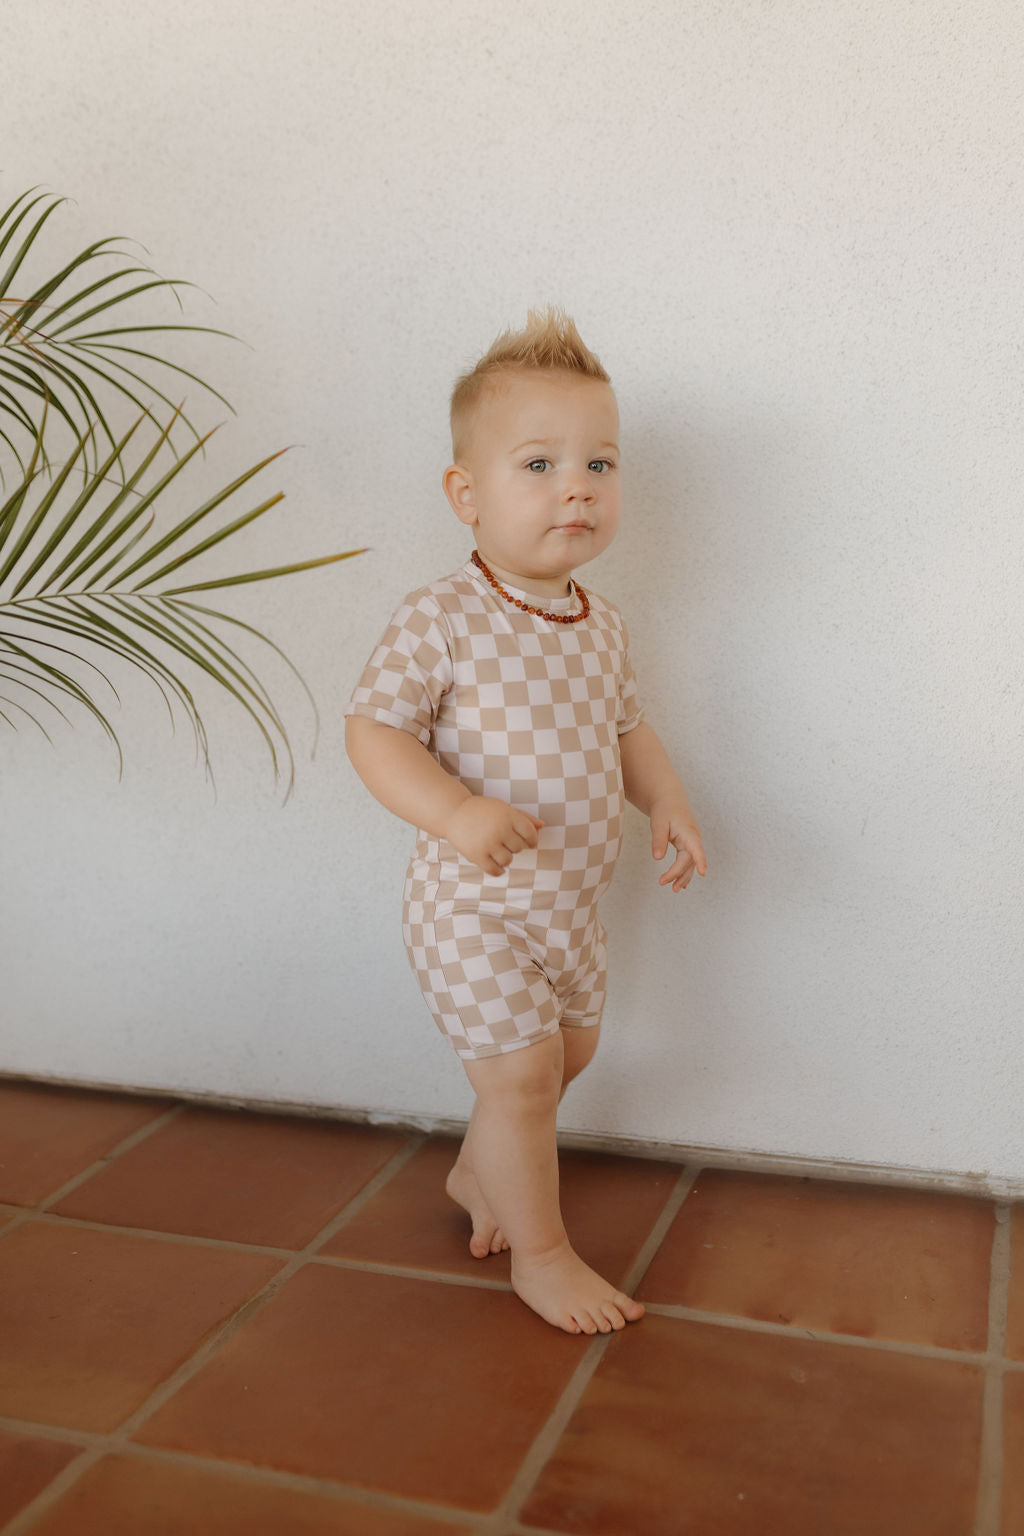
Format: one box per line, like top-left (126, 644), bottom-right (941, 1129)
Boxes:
top-left (471, 549), bottom-right (590, 625)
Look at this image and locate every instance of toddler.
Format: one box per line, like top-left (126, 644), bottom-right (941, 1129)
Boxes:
top-left (345, 309), bottom-right (706, 1335)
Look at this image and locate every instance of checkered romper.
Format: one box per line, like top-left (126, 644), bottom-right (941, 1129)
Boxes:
top-left (345, 557), bottom-right (644, 1059)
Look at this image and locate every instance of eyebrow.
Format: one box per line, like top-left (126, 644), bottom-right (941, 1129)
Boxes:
top-left (509, 439), bottom-right (620, 454)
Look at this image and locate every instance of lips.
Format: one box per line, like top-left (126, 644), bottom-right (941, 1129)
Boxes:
top-left (557, 522), bottom-right (592, 532)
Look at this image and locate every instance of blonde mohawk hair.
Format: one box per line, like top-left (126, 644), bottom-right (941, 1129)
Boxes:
top-left (450, 307), bottom-right (610, 461)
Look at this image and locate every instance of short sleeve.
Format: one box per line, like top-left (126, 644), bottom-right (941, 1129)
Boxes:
top-left (344, 592), bottom-right (453, 745)
top-left (616, 621), bottom-right (645, 736)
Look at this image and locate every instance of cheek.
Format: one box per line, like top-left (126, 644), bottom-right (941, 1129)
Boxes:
top-left (603, 498), bottom-right (622, 537)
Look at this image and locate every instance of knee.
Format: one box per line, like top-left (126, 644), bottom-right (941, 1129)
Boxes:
top-left (465, 1032), bottom-right (563, 1109)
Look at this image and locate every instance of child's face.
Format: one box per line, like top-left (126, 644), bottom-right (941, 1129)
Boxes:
top-left (444, 370), bottom-right (621, 599)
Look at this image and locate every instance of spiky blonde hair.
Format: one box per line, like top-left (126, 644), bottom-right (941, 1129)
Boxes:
top-left (450, 307), bottom-right (610, 461)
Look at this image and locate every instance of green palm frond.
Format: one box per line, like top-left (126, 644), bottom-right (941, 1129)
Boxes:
top-left (1, 411), bottom-right (364, 796)
top-left (0, 188), bottom-right (235, 476)
top-left (1, 183), bottom-right (364, 794)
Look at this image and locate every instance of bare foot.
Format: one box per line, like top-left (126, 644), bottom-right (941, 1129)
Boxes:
top-left (511, 1242), bottom-right (645, 1335)
top-left (445, 1159), bottom-right (510, 1258)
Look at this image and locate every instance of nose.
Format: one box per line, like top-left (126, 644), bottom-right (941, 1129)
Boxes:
top-left (561, 471), bottom-right (594, 503)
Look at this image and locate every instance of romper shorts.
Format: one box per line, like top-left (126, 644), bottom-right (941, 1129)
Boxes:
top-left (403, 880), bottom-right (608, 1061)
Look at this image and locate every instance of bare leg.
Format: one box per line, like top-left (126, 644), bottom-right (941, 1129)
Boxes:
top-left (447, 1024), bottom-right (600, 1253)
top-left (558, 1023), bottom-right (600, 1102)
top-left (458, 1032), bottom-right (645, 1335)
top-left (446, 1096), bottom-right (510, 1256)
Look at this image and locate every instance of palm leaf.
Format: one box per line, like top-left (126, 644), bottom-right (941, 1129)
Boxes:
top-left (0, 189), bottom-right (233, 465)
top-left (107, 595), bottom-right (289, 789)
top-left (0, 630), bottom-right (124, 771)
top-left (161, 548), bottom-right (365, 595)
top-left (0, 409), bottom-right (47, 552)
top-left (1, 184), bottom-right (363, 792)
top-left (0, 407), bottom-right (361, 792)
top-left (18, 598), bottom-right (180, 731)
top-left (6, 418), bottom-right (144, 592)
top-left (175, 596), bottom-right (323, 754)
top-left (0, 688), bottom-right (59, 741)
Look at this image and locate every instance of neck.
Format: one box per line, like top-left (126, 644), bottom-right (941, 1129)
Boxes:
top-left (474, 551), bottom-right (572, 600)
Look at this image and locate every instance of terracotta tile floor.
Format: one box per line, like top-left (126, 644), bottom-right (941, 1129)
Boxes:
top-left (0, 1077), bottom-right (1020, 1535)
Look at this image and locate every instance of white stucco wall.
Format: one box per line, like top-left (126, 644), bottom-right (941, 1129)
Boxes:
top-left (2, 0), bottom-right (1022, 1191)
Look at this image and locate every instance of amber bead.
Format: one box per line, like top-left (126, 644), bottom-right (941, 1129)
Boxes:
top-left (470, 549), bottom-right (589, 624)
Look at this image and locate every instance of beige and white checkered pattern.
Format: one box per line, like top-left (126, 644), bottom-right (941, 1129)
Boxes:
top-left (345, 557), bottom-right (644, 1059)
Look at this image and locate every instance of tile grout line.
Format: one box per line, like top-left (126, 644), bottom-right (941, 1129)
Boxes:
top-left (619, 1163), bottom-right (703, 1296)
top-left (974, 1202), bottom-right (1011, 1536)
top-left (0, 1133), bottom-right (430, 1536)
top-left (12, 1209), bottom-right (309, 1258)
top-left (0, 1450), bottom-right (100, 1536)
top-left (2, 1156), bottom-right (700, 1536)
top-left (111, 1134), bottom-right (430, 1440)
top-left (0, 1100), bottom-right (189, 1242)
top-left (300, 1134), bottom-right (429, 1252)
top-left (0, 1101), bottom-right (423, 1249)
top-left (9, 1203), bottom-right (1018, 1352)
top-left (5, 1203), bottom-right (518, 1290)
top-left (6, 1157), bottom-right (1015, 1337)
top-left (0, 1432), bottom-right (488, 1535)
top-left (2, 1126), bottom-right (428, 1262)
top-left (7, 1201), bottom-right (1024, 1351)
top-left (473, 1165), bottom-right (702, 1534)
top-left (639, 1301), bottom-right (1001, 1365)
top-left (2, 1132), bottom-right (1014, 1535)
top-left (492, 1167), bottom-right (1012, 1536)
top-left (6, 1222), bottom-right (1015, 1358)
top-left (7, 1150), bottom-right (1014, 1536)
top-left (313, 1253), bottom-right (512, 1290)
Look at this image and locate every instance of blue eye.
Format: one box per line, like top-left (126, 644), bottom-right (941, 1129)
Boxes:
top-left (526, 459), bottom-right (549, 473)
top-left (589, 459), bottom-right (613, 473)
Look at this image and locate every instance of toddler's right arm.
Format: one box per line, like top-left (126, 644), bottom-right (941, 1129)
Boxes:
top-left (345, 715), bottom-right (543, 877)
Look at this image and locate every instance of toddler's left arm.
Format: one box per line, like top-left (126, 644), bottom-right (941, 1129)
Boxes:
top-left (619, 722), bottom-right (707, 893)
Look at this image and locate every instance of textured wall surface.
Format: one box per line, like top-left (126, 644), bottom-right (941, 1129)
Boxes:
top-left (1, 0), bottom-right (1022, 1186)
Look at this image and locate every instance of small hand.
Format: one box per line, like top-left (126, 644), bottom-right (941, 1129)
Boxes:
top-left (445, 796), bottom-right (545, 876)
top-left (651, 802), bottom-right (707, 893)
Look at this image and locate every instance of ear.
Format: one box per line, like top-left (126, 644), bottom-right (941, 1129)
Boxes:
top-left (442, 463), bottom-right (477, 526)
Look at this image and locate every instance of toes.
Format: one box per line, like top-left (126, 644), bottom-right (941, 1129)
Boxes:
top-left (601, 1302), bottom-right (626, 1330)
top-left (465, 1221), bottom-right (495, 1257)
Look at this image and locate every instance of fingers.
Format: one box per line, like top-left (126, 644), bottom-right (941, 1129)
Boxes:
top-left (487, 818), bottom-right (542, 873)
top-left (490, 813), bottom-right (543, 868)
top-left (652, 820), bottom-right (708, 891)
top-left (503, 831), bottom-right (531, 856)
top-left (511, 810), bottom-right (544, 846)
top-left (658, 853), bottom-right (694, 890)
top-left (657, 837), bottom-right (708, 891)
